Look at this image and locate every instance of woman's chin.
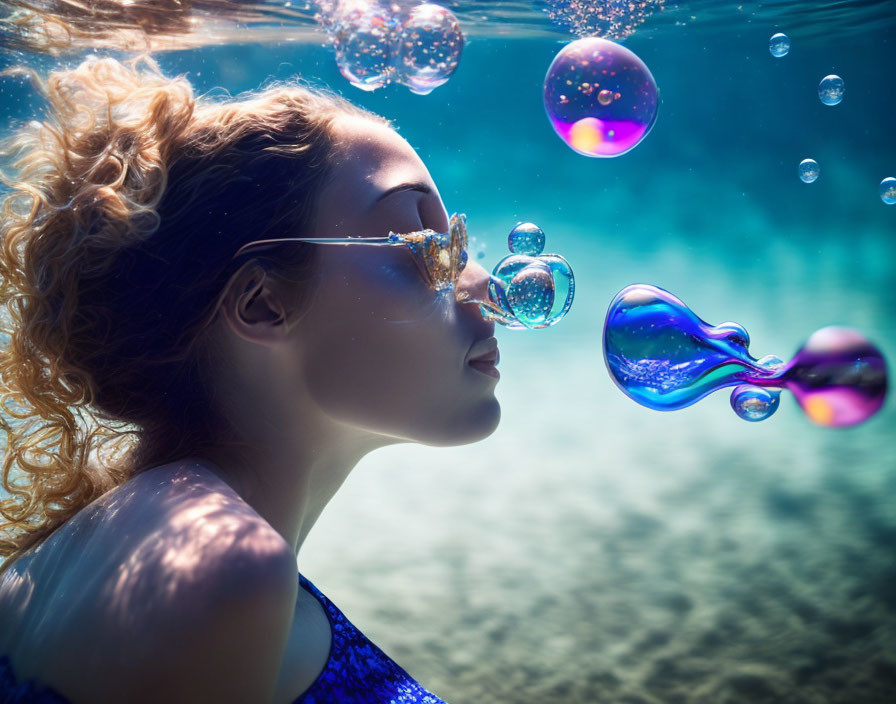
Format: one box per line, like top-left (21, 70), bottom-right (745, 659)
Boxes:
top-left (421, 397), bottom-right (502, 447)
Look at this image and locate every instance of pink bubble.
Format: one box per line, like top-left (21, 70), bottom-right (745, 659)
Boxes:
top-left (544, 37), bottom-right (659, 158)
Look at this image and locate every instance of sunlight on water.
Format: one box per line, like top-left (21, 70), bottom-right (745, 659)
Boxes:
top-left (1, 1), bottom-right (895, 54)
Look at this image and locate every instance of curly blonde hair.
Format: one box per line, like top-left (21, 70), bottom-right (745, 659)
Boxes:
top-left (0, 54), bottom-right (389, 575)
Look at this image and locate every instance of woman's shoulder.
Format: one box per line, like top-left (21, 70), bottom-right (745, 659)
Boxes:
top-left (3, 458), bottom-right (294, 603)
top-left (0, 458), bottom-right (299, 702)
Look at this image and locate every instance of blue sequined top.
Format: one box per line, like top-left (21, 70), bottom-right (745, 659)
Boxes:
top-left (0, 573), bottom-right (448, 704)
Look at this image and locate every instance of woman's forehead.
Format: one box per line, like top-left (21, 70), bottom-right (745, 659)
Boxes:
top-left (326, 115), bottom-right (434, 201)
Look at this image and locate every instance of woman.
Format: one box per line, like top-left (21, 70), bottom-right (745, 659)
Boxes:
top-left (0, 55), bottom-right (500, 702)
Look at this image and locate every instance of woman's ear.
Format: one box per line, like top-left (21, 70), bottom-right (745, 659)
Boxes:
top-left (218, 264), bottom-right (290, 346)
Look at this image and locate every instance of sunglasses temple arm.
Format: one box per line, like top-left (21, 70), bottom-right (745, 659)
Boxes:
top-left (291, 237), bottom-right (399, 245)
top-left (233, 236), bottom-right (401, 258)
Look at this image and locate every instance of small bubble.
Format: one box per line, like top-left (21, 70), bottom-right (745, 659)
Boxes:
top-left (880, 177), bottom-right (896, 205)
top-left (769, 32), bottom-right (790, 57)
top-left (799, 158), bottom-right (819, 184)
top-left (508, 223), bottom-right (546, 256)
top-left (731, 385), bottom-right (781, 422)
top-left (818, 74), bottom-right (844, 106)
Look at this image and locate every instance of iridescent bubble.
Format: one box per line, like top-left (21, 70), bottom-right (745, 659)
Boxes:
top-left (731, 384), bottom-right (781, 421)
top-left (818, 74), bottom-right (844, 106)
top-left (544, 37), bottom-right (659, 158)
top-left (799, 158), bottom-right (819, 183)
top-left (880, 177), bottom-right (896, 205)
top-left (331, 0), bottom-right (396, 91)
top-left (393, 3), bottom-right (463, 95)
top-left (508, 222), bottom-right (545, 256)
top-left (603, 284), bottom-right (888, 427)
top-left (769, 32), bottom-right (790, 57)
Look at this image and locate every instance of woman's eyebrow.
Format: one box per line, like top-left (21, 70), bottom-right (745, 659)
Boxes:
top-left (371, 182), bottom-right (433, 208)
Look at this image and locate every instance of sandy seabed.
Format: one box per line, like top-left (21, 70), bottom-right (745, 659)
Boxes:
top-left (303, 378), bottom-right (896, 704)
top-left (302, 227), bottom-right (896, 704)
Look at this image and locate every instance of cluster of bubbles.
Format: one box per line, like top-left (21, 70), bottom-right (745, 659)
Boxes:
top-left (315, 1), bottom-right (463, 94)
top-left (604, 285), bottom-right (888, 427)
top-left (769, 34), bottom-right (846, 105)
top-left (476, 223), bottom-right (575, 330)
top-left (543, 37), bottom-right (659, 158)
top-left (769, 33), bottom-right (891, 202)
top-left (543, 0), bottom-right (667, 41)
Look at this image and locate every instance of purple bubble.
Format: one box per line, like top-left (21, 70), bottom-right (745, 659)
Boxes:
top-left (544, 37), bottom-right (659, 158)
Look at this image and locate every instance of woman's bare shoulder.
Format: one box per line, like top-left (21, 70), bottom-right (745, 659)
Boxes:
top-left (87, 457), bottom-right (296, 594)
top-left (0, 458), bottom-right (299, 702)
top-left (7, 458), bottom-right (292, 596)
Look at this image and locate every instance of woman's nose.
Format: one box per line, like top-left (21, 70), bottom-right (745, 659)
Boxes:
top-left (456, 258), bottom-right (491, 303)
top-left (455, 259), bottom-right (496, 325)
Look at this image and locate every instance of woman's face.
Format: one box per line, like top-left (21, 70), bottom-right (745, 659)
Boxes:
top-left (288, 115), bottom-right (501, 446)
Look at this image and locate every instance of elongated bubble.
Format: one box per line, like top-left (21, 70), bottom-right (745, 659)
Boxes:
top-left (603, 284), bottom-right (888, 427)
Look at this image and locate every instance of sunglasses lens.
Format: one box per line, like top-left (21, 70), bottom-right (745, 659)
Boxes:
top-left (404, 213), bottom-right (469, 290)
top-left (448, 213), bottom-right (468, 286)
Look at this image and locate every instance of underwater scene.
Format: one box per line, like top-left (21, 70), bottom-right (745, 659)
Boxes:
top-left (1, 1), bottom-right (894, 702)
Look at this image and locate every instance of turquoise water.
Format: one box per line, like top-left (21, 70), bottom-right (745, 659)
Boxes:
top-left (1, 2), bottom-right (895, 702)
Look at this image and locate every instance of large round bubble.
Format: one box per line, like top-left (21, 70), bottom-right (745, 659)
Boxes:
top-left (394, 3), bottom-right (464, 95)
top-left (543, 37), bottom-right (659, 158)
top-left (331, 0), bottom-right (395, 91)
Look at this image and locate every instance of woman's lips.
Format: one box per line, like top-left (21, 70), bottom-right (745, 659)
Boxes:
top-left (469, 358), bottom-right (500, 379)
top-left (467, 338), bottom-right (500, 379)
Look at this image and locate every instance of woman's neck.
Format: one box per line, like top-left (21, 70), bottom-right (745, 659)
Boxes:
top-left (193, 426), bottom-right (394, 556)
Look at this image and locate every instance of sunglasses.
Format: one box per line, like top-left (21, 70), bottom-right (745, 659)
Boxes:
top-left (233, 212), bottom-right (469, 292)
top-left (232, 212), bottom-right (575, 330)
